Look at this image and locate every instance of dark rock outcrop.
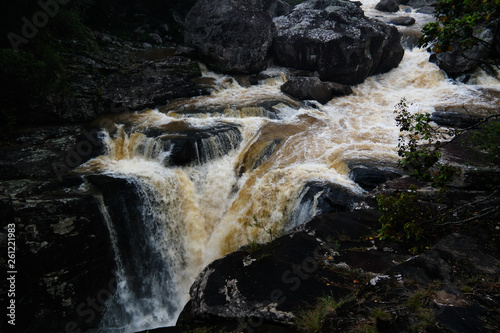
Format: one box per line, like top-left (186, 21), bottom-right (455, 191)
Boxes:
top-left (177, 201), bottom-right (500, 332)
top-left (404, 0), bottom-right (438, 13)
top-left (184, 0), bottom-right (277, 74)
top-left (431, 110), bottom-right (483, 129)
top-left (177, 210), bottom-right (385, 331)
top-left (101, 54), bottom-right (206, 113)
top-left (348, 165), bottom-right (402, 191)
top-left (0, 169), bottom-right (114, 333)
top-left (272, 0), bottom-right (404, 85)
top-left (16, 28), bottom-right (209, 126)
top-left (0, 192), bottom-right (115, 333)
top-left (429, 27), bottom-right (495, 76)
top-left (0, 125), bottom-right (116, 333)
top-left (280, 77), bottom-right (353, 104)
top-left (289, 181), bottom-right (364, 229)
top-left (375, 0), bottom-right (400, 12)
top-left (142, 121), bottom-right (243, 166)
top-left (388, 16), bottom-right (416, 26)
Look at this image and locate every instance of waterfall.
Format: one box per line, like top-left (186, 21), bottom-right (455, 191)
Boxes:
top-left (77, 3), bottom-right (499, 331)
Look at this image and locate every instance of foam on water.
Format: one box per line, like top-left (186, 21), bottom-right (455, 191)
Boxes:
top-left (78, 4), bottom-right (500, 330)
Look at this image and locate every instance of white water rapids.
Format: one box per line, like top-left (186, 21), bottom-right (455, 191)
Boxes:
top-left (78, 2), bottom-right (499, 332)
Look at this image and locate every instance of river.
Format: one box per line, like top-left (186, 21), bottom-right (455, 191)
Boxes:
top-left (77, 1), bottom-right (499, 331)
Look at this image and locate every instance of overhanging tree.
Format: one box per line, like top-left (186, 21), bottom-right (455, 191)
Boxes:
top-left (419, 0), bottom-right (500, 68)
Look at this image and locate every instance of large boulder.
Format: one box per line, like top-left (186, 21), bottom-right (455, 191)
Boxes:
top-left (348, 164), bottom-right (402, 191)
top-left (184, 0), bottom-right (278, 74)
top-left (0, 126), bottom-right (115, 333)
top-left (388, 16), bottom-right (416, 26)
top-left (272, 0), bottom-right (404, 85)
top-left (404, 0), bottom-right (438, 13)
top-left (429, 27), bottom-right (496, 77)
top-left (280, 77), bottom-right (352, 104)
top-left (375, 0), bottom-right (400, 12)
top-left (288, 180), bottom-right (363, 229)
top-left (142, 121), bottom-right (243, 166)
top-left (177, 210), bottom-right (385, 331)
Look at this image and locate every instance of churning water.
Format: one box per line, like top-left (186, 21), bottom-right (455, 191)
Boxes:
top-left (78, 3), bottom-right (499, 331)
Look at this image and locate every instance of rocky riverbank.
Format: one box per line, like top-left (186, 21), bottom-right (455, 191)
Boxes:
top-left (153, 115), bottom-right (500, 332)
top-left (1, 1), bottom-right (499, 333)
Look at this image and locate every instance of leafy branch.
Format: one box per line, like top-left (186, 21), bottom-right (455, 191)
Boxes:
top-left (377, 99), bottom-right (500, 251)
top-left (252, 216), bottom-right (279, 242)
top-left (419, 0), bottom-right (500, 68)
top-left (394, 98), bottom-right (461, 188)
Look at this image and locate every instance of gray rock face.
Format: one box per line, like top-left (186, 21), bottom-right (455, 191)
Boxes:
top-left (0, 126), bottom-right (114, 333)
top-left (142, 122), bottom-right (243, 166)
top-left (404, 0), bottom-right (438, 13)
top-left (19, 36), bottom-right (207, 126)
top-left (375, 0), bottom-right (400, 12)
top-left (388, 16), bottom-right (416, 26)
top-left (272, 0), bottom-right (404, 85)
top-left (280, 77), bottom-right (353, 104)
top-left (184, 0), bottom-right (278, 74)
top-left (178, 210), bottom-right (383, 328)
top-left (101, 55), bottom-right (205, 112)
top-left (430, 30), bottom-right (493, 76)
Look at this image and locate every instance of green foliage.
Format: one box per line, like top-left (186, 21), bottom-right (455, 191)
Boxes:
top-left (394, 98), bottom-right (461, 188)
top-left (419, 0), bottom-right (500, 65)
top-left (379, 99), bottom-right (500, 252)
top-left (252, 216), bottom-right (279, 241)
top-left (246, 240), bottom-right (262, 253)
top-left (295, 294), bottom-right (347, 332)
top-left (371, 307), bottom-right (391, 321)
top-left (406, 291), bottom-right (436, 332)
top-left (377, 185), bottom-right (428, 243)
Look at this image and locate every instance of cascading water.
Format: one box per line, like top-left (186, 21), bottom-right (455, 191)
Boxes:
top-left (78, 2), bottom-right (499, 332)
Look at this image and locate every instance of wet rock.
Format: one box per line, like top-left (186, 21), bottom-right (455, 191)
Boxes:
top-left (162, 97), bottom-right (288, 119)
top-left (176, 210), bottom-right (410, 331)
top-left (0, 126), bottom-right (103, 182)
top-left (177, 212), bottom-right (380, 329)
top-left (176, 202), bottom-right (500, 332)
top-left (272, 0), bottom-right (404, 85)
top-left (404, 0), bottom-right (438, 11)
top-left (276, 0), bottom-right (294, 16)
top-left (101, 55), bottom-right (205, 112)
top-left (375, 0), bottom-right (400, 12)
top-left (400, 0), bottom-right (437, 14)
top-left (388, 16), bottom-right (416, 26)
top-left (0, 188), bottom-right (114, 333)
top-left (184, 0), bottom-right (277, 74)
top-left (392, 233), bottom-right (500, 284)
top-left (280, 77), bottom-right (352, 104)
top-left (289, 181), bottom-right (364, 229)
top-left (18, 41), bottom-right (207, 126)
top-left (348, 165), bottom-right (402, 191)
top-left (143, 122), bottom-right (243, 166)
top-left (429, 25), bottom-right (498, 76)
top-left (236, 139), bottom-right (282, 176)
top-left (431, 110), bottom-right (483, 129)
